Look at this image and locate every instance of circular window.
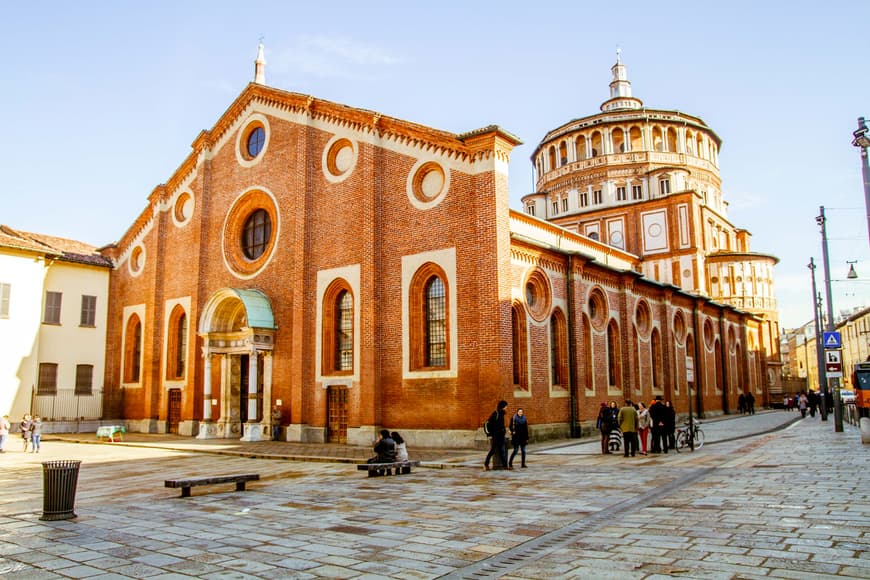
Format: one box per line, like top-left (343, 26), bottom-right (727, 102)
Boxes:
top-left (524, 268), bottom-right (552, 322)
top-left (588, 287), bottom-right (608, 331)
top-left (222, 189), bottom-right (280, 279)
top-left (128, 245), bottom-right (145, 276)
top-left (242, 209), bottom-right (272, 260)
top-left (703, 318), bottom-right (715, 350)
top-left (407, 159), bottom-right (450, 209)
top-left (673, 310), bottom-right (686, 344)
top-left (235, 114), bottom-right (270, 168)
top-left (635, 300), bottom-right (651, 338)
top-left (323, 136), bottom-right (358, 183)
top-left (173, 192), bottom-right (194, 225)
top-left (247, 127), bottom-right (265, 158)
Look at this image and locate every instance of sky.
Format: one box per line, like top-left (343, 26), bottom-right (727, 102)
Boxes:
top-left (2, 1), bottom-right (869, 330)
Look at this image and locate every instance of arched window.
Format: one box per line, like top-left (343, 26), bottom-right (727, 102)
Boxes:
top-left (666, 128), bottom-right (677, 153)
top-left (607, 320), bottom-right (621, 389)
top-left (512, 303), bottom-right (529, 391)
top-left (576, 136), bottom-right (587, 161)
top-left (550, 309), bottom-right (568, 388)
top-left (167, 305), bottom-right (187, 380)
top-left (548, 146), bottom-right (556, 171)
top-left (124, 314), bottom-right (142, 383)
top-left (410, 263), bottom-right (449, 370)
top-left (714, 338), bottom-right (723, 392)
top-left (591, 131), bottom-right (602, 157)
top-left (322, 280), bottom-right (354, 374)
top-left (629, 126), bottom-right (643, 151)
top-left (651, 328), bottom-right (662, 390)
top-left (559, 141), bottom-right (568, 166)
top-left (612, 128), bottom-right (626, 153)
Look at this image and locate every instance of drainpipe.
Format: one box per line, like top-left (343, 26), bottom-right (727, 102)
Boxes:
top-left (567, 254), bottom-right (579, 437)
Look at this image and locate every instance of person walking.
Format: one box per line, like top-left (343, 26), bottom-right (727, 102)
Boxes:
top-left (648, 397), bottom-right (667, 453)
top-left (745, 391), bottom-right (756, 415)
top-left (29, 416), bottom-right (42, 453)
top-left (0, 415), bottom-right (9, 453)
top-left (664, 401), bottom-right (677, 451)
top-left (798, 393), bottom-right (808, 418)
top-left (636, 402), bottom-right (651, 455)
top-left (270, 405), bottom-right (282, 441)
top-left (617, 400), bottom-right (639, 457)
top-left (508, 408), bottom-right (529, 468)
top-left (484, 400), bottom-right (509, 470)
top-left (597, 402), bottom-right (612, 454)
top-left (737, 393), bottom-right (746, 414)
top-left (20, 414), bottom-right (32, 453)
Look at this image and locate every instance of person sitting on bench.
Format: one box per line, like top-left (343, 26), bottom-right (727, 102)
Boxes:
top-left (367, 429), bottom-right (397, 464)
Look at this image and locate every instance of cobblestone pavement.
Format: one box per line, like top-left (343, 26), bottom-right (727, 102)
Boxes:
top-left (0, 411), bottom-right (867, 579)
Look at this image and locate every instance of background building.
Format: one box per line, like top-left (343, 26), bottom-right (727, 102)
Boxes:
top-left (0, 226), bottom-right (111, 427)
top-left (523, 53), bottom-right (781, 404)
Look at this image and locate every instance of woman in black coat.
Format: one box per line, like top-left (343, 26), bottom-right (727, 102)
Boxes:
top-left (509, 408), bottom-right (529, 468)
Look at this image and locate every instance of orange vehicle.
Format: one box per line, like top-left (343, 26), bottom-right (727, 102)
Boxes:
top-left (853, 362), bottom-right (870, 416)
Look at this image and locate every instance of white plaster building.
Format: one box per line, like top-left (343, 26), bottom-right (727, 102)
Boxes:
top-left (0, 226), bottom-right (112, 429)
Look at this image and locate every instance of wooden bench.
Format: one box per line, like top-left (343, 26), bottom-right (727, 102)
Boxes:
top-left (96, 425), bottom-right (125, 442)
top-left (164, 474), bottom-right (260, 497)
top-left (357, 461), bottom-right (420, 477)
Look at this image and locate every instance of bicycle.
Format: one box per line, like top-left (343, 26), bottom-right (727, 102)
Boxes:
top-left (674, 419), bottom-right (704, 452)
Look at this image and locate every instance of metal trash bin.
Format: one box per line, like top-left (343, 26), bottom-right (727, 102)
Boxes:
top-left (40, 460), bottom-right (81, 521)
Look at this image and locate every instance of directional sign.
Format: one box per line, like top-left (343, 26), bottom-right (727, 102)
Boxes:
top-left (823, 331), bottom-right (842, 349)
top-left (825, 349), bottom-right (842, 377)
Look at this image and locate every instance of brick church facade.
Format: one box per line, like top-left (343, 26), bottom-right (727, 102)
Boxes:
top-left (101, 47), bottom-right (771, 447)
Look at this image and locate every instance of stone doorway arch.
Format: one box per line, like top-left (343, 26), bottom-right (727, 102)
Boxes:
top-left (196, 288), bottom-right (276, 441)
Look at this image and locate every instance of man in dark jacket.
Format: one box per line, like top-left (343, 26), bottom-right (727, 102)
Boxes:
top-left (649, 396), bottom-right (668, 454)
top-left (367, 429), bottom-right (397, 463)
top-left (484, 400), bottom-right (509, 470)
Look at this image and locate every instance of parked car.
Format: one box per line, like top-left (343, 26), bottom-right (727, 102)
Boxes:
top-left (840, 389), bottom-right (856, 404)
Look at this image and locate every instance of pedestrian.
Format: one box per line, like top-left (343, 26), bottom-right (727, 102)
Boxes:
top-left (783, 395), bottom-right (790, 411)
top-left (0, 415), bottom-right (9, 452)
top-left (664, 401), bottom-right (677, 451)
top-left (367, 429), bottom-right (397, 463)
top-left (20, 414), bottom-right (31, 452)
top-left (808, 390), bottom-right (818, 418)
top-left (270, 405), bottom-right (282, 441)
top-left (508, 408), bottom-right (529, 468)
top-left (637, 402), bottom-right (651, 455)
top-left (484, 400), bottom-right (509, 470)
top-left (649, 397), bottom-right (667, 453)
top-left (597, 402), bottom-right (612, 454)
top-left (737, 392), bottom-right (746, 414)
top-left (30, 415), bottom-right (42, 453)
top-left (391, 432), bottom-right (409, 462)
top-left (618, 400), bottom-right (639, 457)
top-left (798, 393), bottom-right (808, 418)
top-left (745, 391), bottom-right (756, 415)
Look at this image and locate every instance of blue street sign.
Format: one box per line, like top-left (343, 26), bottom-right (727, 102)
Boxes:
top-left (822, 331), bottom-right (841, 349)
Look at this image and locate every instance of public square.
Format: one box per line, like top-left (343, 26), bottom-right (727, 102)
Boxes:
top-left (1, 411), bottom-right (868, 579)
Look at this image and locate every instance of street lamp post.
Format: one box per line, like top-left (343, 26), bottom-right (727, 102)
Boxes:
top-left (808, 258), bottom-right (828, 420)
top-left (816, 206), bottom-right (844, 432)
top-left (851, 117), bottom-right (870, 248)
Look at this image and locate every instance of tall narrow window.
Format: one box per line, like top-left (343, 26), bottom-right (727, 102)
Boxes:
top-left (322, 280), bottom-right (354, 375)
top-left (580, 192), bottom-right (589, 207)
top-left (425, 277), bottom-right (447, 367)
top-left (651, 328), bottom-right (662, 390)
top-left (44, 291), bottom-right (62, 324)
top-left (550, 310), bottom-right (568, 388)
top-left (336, 291), bottom-right (353, 371)
top-left (75, 364), bottom-right (94, 395)
top-left (0, 283), bottom-right (10, 318)
top-left (616, 186), bottom-right (626, 201)
top-left (593, 189), bottom-right (602, 204)
top-left (561, 197), bottom-right (568, 212)
top-left (38, 363), bottom-right (58, 395)
top-left (124, 314), bottom-right (142, 383)
top-left (607, 320), bottom-right (621, 389)
top-left (512, 303), bottom-right (529, 391)
top-left (410, 264), bottom-right (450, 371)
top-left (552, 201), bottom-right (559, 214)
top-left (80, 295), bottom-right (97, 326)
top-left (526, 204), bottom-right (535, 217)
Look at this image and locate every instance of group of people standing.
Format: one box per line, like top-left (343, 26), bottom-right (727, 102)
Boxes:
top-left (8, 414), bottom-right (43, 453)
top-left (597, 396), bottom-right (676, 456)
top-left (483, 400), bottom-right (529, 470)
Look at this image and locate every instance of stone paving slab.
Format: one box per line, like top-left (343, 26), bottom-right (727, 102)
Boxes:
top-left (0, 412), bottom-right (866, 579)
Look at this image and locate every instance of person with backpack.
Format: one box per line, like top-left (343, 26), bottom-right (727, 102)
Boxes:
top-left (484, 400), bottom-right (509, 470)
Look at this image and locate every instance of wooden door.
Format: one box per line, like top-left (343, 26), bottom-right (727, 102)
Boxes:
top-left (327, 386), bottom-right (348, 443)
top-left (168, 388), bottom-right (182, 434)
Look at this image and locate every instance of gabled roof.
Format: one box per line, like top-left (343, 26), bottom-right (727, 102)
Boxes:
top-left (0, 225), bottom-right (112, 268)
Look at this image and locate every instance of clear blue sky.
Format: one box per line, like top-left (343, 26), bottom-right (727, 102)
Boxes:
top-left (2, 1), bottom-right (869, 330)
